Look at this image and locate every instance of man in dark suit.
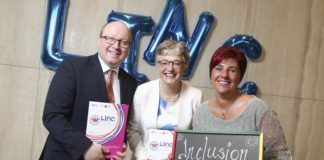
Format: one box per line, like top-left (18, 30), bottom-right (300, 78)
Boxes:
top-left (40, 21), bottom-right (138, 160)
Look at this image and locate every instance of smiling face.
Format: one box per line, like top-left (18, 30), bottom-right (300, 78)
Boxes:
top-left (156, 55), bottom-right (186, 86)
top-left (155, 39), bottom-right (189, 87)
top-left (210, 58), bottom-right (242, 95)
top-left (97, 21), bottom-right (132, 69)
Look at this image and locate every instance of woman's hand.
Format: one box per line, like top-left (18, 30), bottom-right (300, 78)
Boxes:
top-left (111, 143), bottom-right (127, 160)
top-left (168, 153), bottom-right (173, 160)
top-left (84, 143), bottom-right (108, 160)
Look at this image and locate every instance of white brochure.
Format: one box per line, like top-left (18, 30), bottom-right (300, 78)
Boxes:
top-left (147, 129), bottom-right (175, 160)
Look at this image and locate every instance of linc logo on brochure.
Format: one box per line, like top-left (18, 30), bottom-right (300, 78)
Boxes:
top-left (150, 141), bottom-right (159, 150)
top-left (89, 115), bottom-right (100, 125)
top-left (160, 142), bottom-right (173, 147)
top-left (150, 141), bottom-right (173, 150)
top-left (90, 115), bottom-right (116, 125)
top-left (100, 115), bottom-right (116, 122)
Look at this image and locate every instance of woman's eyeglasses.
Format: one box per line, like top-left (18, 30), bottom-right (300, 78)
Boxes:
top-left (157, 60), bottom-right (184, 69)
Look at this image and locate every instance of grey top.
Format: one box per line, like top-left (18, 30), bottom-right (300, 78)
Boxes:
top-left (193, 96), bottom-right (292, 160)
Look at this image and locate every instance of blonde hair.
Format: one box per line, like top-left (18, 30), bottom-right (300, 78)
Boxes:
top-left (155, 39), bottom-right (189, 65)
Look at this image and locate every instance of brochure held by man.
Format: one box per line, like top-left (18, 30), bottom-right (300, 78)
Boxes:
top-left (86, 101), bottom-right (129, 158)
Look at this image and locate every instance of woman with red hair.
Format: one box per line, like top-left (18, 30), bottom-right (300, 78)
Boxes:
top-left (193, 46), bottom-right (292, 159)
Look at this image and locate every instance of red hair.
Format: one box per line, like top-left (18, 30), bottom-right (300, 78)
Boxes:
top-left (209, 46), bottom-right (247, 80)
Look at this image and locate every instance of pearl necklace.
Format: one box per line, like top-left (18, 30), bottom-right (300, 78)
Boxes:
top-left (162, 93), bottom-right (180, 102)
top-left (160, 82), bottom-right (182, 102)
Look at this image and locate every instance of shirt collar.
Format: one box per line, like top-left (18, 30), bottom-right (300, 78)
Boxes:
top-left (98, 54), bottom-right (119, 75)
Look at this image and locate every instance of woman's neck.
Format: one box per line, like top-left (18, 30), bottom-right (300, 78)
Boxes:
top-left (160, 80), bottom-right (182, 101)
top-left (214, 91), bottom-right (241, 109)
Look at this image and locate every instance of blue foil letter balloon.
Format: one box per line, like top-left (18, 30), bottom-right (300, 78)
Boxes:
top-left (223, 34), bottom-right (262, 60)
top-left (239, 81), bottom-right (258, 95)
top-left (223, 34), bottom-right (263, 95)
top-left (143, 0), bottom-right (215, 79)
top-left (107, 11), bottom-right (155, 84)
top-left (41, 0), bottom-right (81, 70)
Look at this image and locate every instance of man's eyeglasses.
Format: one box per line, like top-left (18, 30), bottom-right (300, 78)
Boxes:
top-left (100, 36), bottom-right (130, 48)
top-left (157, 60), bottom-right (184, 69)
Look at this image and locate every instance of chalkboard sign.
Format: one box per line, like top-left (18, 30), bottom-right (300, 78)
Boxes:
top-left (172, 130), bottom-right (263, 160)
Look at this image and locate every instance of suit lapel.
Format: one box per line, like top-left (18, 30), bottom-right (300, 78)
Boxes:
top-left (118, 69), bottom-right (126, 104)
top-left (89, 54), bottom-right (107, 101)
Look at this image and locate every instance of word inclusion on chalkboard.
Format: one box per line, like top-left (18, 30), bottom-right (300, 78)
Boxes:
top-left (173, 130), bottom-right (263, 160)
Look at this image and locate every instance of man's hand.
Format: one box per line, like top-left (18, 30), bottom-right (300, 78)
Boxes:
top-left (84, 143), bottom-right (108, 160)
